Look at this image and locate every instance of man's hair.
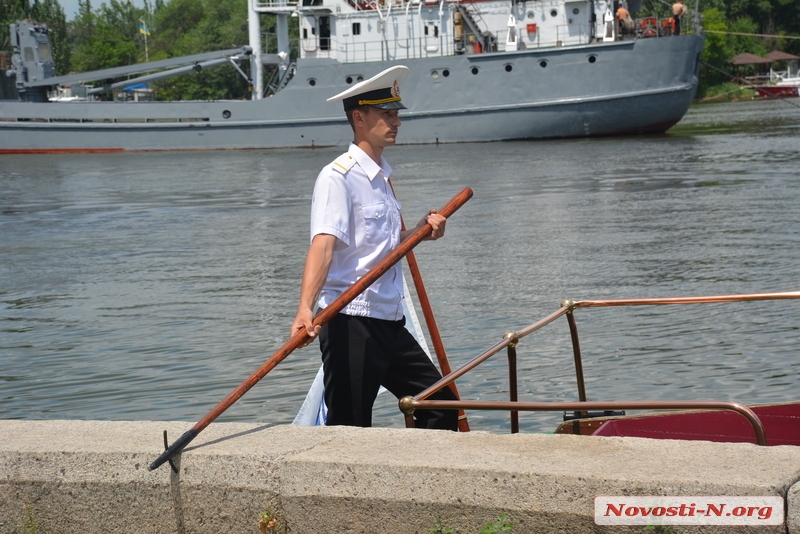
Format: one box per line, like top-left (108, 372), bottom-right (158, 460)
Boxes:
top-left (346, 105), bottom-right (370, 132)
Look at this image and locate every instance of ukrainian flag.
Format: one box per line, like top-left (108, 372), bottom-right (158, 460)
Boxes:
top-left (139, 20), bottom-right (151, 36)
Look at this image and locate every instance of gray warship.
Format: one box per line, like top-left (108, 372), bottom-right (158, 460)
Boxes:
top-left (1, 0), bottom-right (704, 153)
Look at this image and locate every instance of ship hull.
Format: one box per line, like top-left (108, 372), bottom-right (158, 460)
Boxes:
top-left (0, 35), bottom-right (703, 153)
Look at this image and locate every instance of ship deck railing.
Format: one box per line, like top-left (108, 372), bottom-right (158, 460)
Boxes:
top-left (399, 291), bottom-right (800, 446)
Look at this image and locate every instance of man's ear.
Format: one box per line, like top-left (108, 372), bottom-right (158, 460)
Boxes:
top-left (352, 108), bottom-right (368, 127)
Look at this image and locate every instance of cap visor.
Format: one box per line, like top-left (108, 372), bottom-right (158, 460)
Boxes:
top-left (370, 101), bottom-right (407, 110)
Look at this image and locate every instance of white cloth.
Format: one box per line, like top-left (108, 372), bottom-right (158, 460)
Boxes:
top-left (310, 143), bottom-right (405, 321)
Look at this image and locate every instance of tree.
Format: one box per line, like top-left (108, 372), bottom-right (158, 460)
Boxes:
top-left (148, 0), bottom-right (252, 99)
top-left (1, 1), bottom-right (29, 51)
top-left (70, 0), bottom-right (144, 71)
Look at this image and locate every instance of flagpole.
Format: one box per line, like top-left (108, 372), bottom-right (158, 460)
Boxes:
top-left (139, 18), bottom-right (149, 62)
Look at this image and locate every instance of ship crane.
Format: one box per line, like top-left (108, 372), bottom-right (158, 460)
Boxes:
top-left (5, 21), bottom-right (271, 102)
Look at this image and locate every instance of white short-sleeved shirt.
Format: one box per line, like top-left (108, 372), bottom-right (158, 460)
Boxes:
top-left (310, 143), bottom-right (405, 321)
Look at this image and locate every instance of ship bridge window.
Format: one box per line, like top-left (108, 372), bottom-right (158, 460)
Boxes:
top-left (352, 22), bottom-right (361, 35)
top-left (319, 16), bottom-right (331, 51)
top-left (38, 42), bottom-right (52, 61)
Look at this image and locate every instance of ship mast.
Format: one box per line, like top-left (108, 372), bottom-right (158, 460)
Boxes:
top-left (249, 0), bottom-right (295, 100)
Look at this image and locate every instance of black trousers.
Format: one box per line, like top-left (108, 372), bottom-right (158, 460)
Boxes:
top-left (319, 312), bottom-right (458, 430)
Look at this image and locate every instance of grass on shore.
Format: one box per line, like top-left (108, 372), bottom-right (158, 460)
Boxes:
top-left (696, 82), bottom-right (757, 103)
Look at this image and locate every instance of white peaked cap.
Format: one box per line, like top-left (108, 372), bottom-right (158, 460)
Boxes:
top-left (327, 65), bottom-right (409, 111)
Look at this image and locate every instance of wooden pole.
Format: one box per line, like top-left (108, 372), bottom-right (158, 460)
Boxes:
top-left (149, 188), bottom-right (473, 471)
top-left (389, 179), bottom-right (469, 431)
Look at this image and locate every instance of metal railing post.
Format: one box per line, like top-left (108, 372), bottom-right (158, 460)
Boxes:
top-left (563, 300), bottom-right (587, 404)
top-left (505, 332), bottom-right (520, 433)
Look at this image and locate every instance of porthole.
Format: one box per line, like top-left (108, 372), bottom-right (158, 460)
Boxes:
top-left (356, 76), bottom-right (364, 82)
top-left (308, 78), bottom-right (317, 86)
top-left (550, 9), bottom-right (558, 17)
top-left (572, 7), bottom-right (580, 15)
top-left (442, 69), bottom-right (450, 77)
top-left (345, 76), bottom-right (353, 84)
top-left (471, 66), bottom-right (479, 75)
top-left (588, 55), bottom-right (597, 64)
top-left (527, 10), bottom-right (535, 19)
top-left (222, 110), bottom-right (231, 119)
top-left (539, 60), bottom-right (548, 68)
top-left (504, 64), bottom-right (513, 72)
top-left (431, 70), bottom-right (439, 78)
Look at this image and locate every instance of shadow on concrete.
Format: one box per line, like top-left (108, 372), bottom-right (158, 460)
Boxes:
top-left (183, 423), bottom-right (277, 453)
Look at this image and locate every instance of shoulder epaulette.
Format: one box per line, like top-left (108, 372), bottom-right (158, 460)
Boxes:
top-left (331, 153), bottom-right (356, 175)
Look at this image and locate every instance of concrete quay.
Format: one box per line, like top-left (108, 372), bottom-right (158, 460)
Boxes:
top-left (2, 420), bottom-right (800, 534)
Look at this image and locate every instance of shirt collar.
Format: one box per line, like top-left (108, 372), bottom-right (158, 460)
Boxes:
top-left (348, 143), bottom-right (392, 182)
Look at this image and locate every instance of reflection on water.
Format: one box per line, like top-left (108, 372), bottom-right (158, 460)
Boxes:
top-left (1, 99), bottom-right (799, 433)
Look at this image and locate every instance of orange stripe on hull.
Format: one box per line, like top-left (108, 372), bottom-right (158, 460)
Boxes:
top-left (0, 148), bottom-right (127, 154)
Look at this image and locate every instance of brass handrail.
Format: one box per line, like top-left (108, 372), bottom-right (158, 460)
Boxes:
top-left (400, 291), bottom-right (800, 446)
top-left (400, 399), bottom-right (767, 446)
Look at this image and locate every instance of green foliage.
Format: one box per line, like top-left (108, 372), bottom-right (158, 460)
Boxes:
top-left (479, 513), bottom-right (514, 534)
top-left (64, 0), bottom-right (252, 99)
top-left (699, 82), bottom-right (755, 102)
top-left (148, 0), bottom-right (252, 99)
top-left (429, 518), bottom-right (456, 534)
top-left (0, 0), bottom-right (29, 50)
top-left (427, 514), bottom-right (514, 534)
top-left (70, 0), bottom-right (148, 71)
top-left (21, 504), bottom-right (38, 534)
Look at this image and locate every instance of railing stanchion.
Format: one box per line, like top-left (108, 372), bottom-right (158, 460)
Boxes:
top-left (505, 332), bottom-right (520, 433)
top-left (563, 300), bottom-right (587, 408)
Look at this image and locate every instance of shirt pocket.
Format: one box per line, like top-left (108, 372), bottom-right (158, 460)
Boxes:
top-left (361, 201), bottom-right (388, 245)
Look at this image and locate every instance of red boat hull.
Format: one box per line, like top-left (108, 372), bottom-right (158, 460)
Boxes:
top-left (589, 403), bottom-right (800, 446)
top-left (756, 85), bottom-right (800, 98)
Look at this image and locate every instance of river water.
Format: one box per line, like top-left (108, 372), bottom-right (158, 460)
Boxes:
top-left (2, 99), bottom-right (799, 433)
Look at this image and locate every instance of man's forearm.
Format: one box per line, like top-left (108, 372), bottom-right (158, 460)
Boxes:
top-left (297, 234), bottom-right (336, 314)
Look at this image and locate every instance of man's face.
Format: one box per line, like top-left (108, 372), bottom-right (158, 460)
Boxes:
top-left (357, 107), bottom-right (402, 148)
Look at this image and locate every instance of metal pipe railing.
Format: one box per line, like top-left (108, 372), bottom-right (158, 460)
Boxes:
top-left (400, 398), bottom-right (767, 446)
top-left (400, 291), bottom-right (800, 445)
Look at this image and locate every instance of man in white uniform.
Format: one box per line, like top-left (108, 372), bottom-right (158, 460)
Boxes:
top-left (291, 66), bottom-right (458, 430)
